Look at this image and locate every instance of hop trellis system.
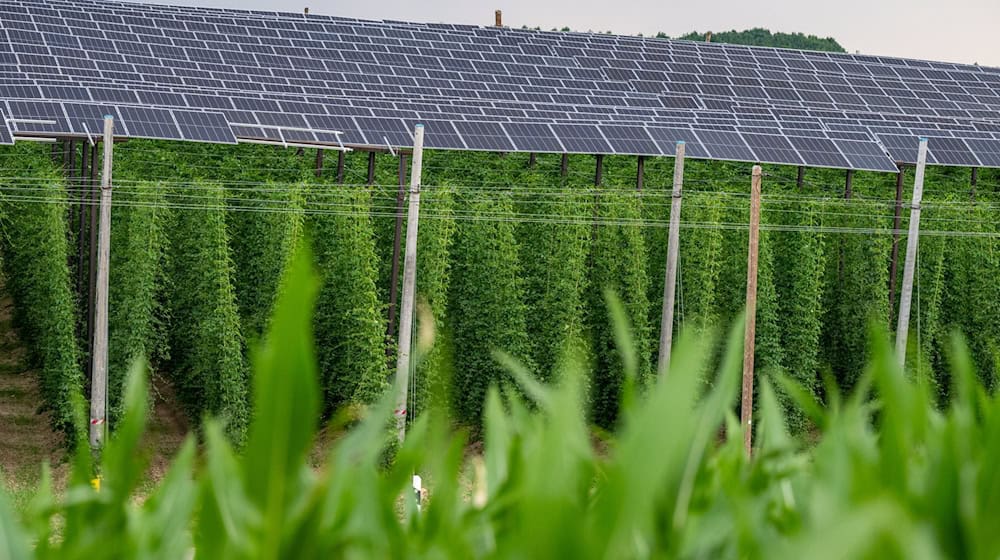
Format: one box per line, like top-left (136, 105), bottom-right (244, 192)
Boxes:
top-left (0, 129), bottom-right (997, 448)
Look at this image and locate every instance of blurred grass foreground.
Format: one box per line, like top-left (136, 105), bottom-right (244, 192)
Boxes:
top-left (1, 241), bottom-right (999, 559)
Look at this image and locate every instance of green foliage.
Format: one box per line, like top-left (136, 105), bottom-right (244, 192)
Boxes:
top-left (108, 181), bottom-right (168, 426)
top-left (410, 182), bottom-right (457, 416)
top-left (309, 184), bottom-right (388, 409)
top-left (0, 144), bottom-right (83, 441)
top-left (448, 191), bottom-right (532, 425)
top-left (164, 182), bottom-right (248, 443)
top-left (516, 172), bottom-right (591, 382)
top-left (676, 191), bottom-right (724, 334)
top-left (772, 202), bottom-right (827, 429)
top-left (586, 186), bottom-right (651, 427)
top-left (674, 27), bottom-right (846, 52)
top-left (6, 247), bottom-right (1000, 559)
top-left (821, 198), bottom-right (892, 389)
top-left (226, 182), bottom-right (305, 340)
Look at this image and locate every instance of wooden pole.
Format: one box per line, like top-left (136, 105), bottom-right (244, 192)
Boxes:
top-left (314, 149), bottom-right (324, 178)
top-left (895, 138), bottom-right (928, 366)
top-left (89, 116), bottom-right (114, 450)
top-left (336, 151), bottom-right (345, 183)
top-left (395, 124), bottom-right (424, 443)
top-left (386, 154), bottom-right (408, 355)
top-left (741, 165), bottom-right (763, 457)
top-left (657, 142), bottom-right (685, 376)
top-left (528, 153), bottom-right (537, 168)
top-left (636, 155), bottom-right (645, 191)
top-left (796, 166), bottom-right (804, 190)
top-left (594, 154), bottom-right (604, 186)
top-left (367, 151), bottom-right (376, 185)
top-left (560, 153), bottom-right (568, 177)
top-left (888, 166), bottom-right (905, 326)
top-left (844, 169), bottom-right (854, 199)
top-left (971, 167), bottom-right (978, 201)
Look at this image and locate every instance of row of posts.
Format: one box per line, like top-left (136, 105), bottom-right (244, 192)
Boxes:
top-left (61, 120), bottom-right (929, 457)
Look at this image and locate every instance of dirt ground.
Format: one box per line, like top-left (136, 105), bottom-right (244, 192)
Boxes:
top-left (0, 292), bottom-right (188, 507)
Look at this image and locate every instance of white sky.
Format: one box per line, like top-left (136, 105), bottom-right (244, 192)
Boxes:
top-left (128, 0), bottom-right (1000, 68)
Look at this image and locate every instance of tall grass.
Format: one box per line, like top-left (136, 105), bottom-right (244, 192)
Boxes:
top-left (1, 242), bottom-right (998, 559)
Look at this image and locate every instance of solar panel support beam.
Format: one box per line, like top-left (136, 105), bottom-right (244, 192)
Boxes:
top-left (560, 154), bottom-right (568, 177)
top-left (396, 124), bottom-right (425, 443)
top-left (367, 152), bottom-right (376, 185)
top-left (336, 151), bottom-right (345, 183)
top-left (657, 142), bottom-right (684, 377)
top-left (971, 167), bottom-right (978, 201)
top-left (595, 154), bottom-right (604, 186)
top-left (315, 149), bottom-right (324, 179)
top-left (528, 153), bottom-right (536, 168)
top-left (895, 139), bottom-right (928, 366)
top-left (796, 166), bottom-right (805, 190)
top-left (844, 169), bottom-right (854, 199)
top-left (888, 166), bottom-right (905, 327)
top-left (636, 156), bottom-right (645, 191)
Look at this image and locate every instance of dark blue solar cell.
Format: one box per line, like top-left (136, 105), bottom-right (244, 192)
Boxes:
top-left (742, 134), bottom-right (804, 166)
top-left (964, 138), bottom-right (1000, 168)
top-left (696, 130), bottom-right (757, 162)
top-left (5, 100), bottom-right (69, 134)
top-left (172, 109), bottom-right (236, 143)
top-left (599, 125), bottom-right (659, 155)
top-left (452, 121), bottom-right (514, 151)
top-left (549, 123), bottom-right (612, 153)
top-left (117, 106), bottom-right (182, 140)
top-left (503, 122), bottom-right (564, 152)
top-left (926, 136), bottom-right (979, 166)
top-left (646, 127), bottom-right (709, 158)
top-left (786, 136), bottom-right (850, 168)
top-left (0, 110), bottom-right (12, 145)
top-left (875, 134), bottom-right (937, 165)
top-left (833, 139), bottom-right (898, 172)
top-left (63, 102), bottom-right (119, 137)
top-left (355, 116), bottom-right (412, 147)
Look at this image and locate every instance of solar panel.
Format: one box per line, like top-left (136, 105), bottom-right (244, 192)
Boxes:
top-left (549, 123), bottom-right (611, 153)
top-left (172, 110), bottom-right (237, 144)
top-left (645, 127), bottom-right (709, 158)
top-left (0, 0), bottom-right (996, 171)
top-left (786, 136), bottom-right (851, 168)
top-left (504, 122), bottom-right (565, 152)
top-left (742, 133), bottom-right (805, 165)
top-left (354, 116), bottom-right (412, 147)
top-left (963, 138), bottom-right (1000, 167)
top-left (0, 110), bottom-right (12, 145)
top-left (451, 121), bottom-right (514, 151)
top-left (832, 139), bottom-right (898, 172)
top-left (5, 100), bottom-right (70, 135)
top-left (875, 134), bottom-right (938, 165)
top-left (696, 130), bottom-right (757, 162)
top-left (598, 125), bottom-right (659, 155)
top-left (925, 136), bottom-right (980, 166)
top-left (410, 120), bottom-right (467, 150)
top-left (117, 106), bottom-right (181, 140)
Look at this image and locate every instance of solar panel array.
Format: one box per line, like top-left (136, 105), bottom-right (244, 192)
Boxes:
top-left (1, 0), bottom-right (999, 171)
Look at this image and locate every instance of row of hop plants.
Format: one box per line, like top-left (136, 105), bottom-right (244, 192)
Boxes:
top-left (5, 142), bottom-right (1000, 442)
top-left (3, 242), bottom-right (1000, 558)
